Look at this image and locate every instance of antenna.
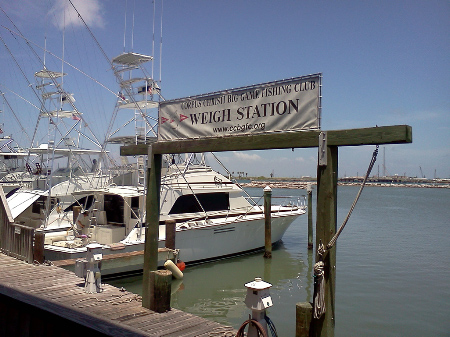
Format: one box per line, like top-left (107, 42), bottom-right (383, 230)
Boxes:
top-left (159, 0), bottom-right (164, 83)
top-left (123, 0), bottom-right (127, 53)
top-left (151, 0), bottom-right (155, 79)
top-left (131, 0), bottom-right (136, 51)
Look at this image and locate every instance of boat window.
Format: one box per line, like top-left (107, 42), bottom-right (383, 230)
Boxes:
top-left (6, 187), bottom-right (19, 198)
top-left (32, 196), bottom-right (45, 214)
top-left (169, 192), bottom-right (229, 214)
top-left (104, 194), bottom-right (124, 224)
top-left (32, 196), bottom-right (57, 214)
top-left (64, 195), bottom-right (95, 212)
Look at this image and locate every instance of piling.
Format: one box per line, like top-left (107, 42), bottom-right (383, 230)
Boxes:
top-left (296, 302), bottom-right (313, 337)
top-left (263, 186), bottom-right (272, 258)
top-left (33, 230), bottom-right (45, 263)
top-left (142, 145), bottom-right (162, 309)
top-left (307, 183), bottom-right (313, 249)
top-left (149, 269), bottom-right (172, 313)
top-left (165, 219), bottom-right (176, 250)
top-left (311, 145), bottom-right (338, 337)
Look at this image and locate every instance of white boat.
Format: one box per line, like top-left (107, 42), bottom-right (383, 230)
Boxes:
top-left (42, 158), bottom-right (306, 275)
top-left (4, 66), bottom-right (113, 232)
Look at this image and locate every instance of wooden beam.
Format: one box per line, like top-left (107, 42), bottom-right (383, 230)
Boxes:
top-left (120, 143), bottom-right (149, 156)
top-left (120, 125), bottom-right (412, 156)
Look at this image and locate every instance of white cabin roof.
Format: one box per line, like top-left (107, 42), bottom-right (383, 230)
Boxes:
top-left (106, 135), bottom-right (157, 145)
top-left (0, 152), bottom-right (33, 158)
top-left (35, 69), bottom-right (65, 79)
top-left (112, 52), bottom-right (153, 66)
top-left (72, 186), bottom-right (144, 198)
top-left (118, 100), bottom-right (159, 110)
top-left (39, 110), bottom-right (82, 119)
top-left (28, 145), bottom-right (105, 155)
top-left (7, 189), bottom-right (48, 219)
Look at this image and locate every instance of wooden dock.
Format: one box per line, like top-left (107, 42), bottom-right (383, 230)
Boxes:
top-left (0, 253), bottom-right (236, 336)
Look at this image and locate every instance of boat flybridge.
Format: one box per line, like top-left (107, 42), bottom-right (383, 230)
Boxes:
top-left (111, 51), bottom-right (160, 128)
top-left (105, 51), bottom-right (161, 187)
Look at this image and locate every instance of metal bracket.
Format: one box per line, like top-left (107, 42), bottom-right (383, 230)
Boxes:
top-left (318, 132), bottom-right (327, 166)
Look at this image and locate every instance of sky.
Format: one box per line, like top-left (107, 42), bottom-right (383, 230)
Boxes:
top-left (0, 0), bottom-right (448, 178)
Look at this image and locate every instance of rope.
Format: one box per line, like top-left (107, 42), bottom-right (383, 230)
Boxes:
top-left (313, 260), bottom-right (325, 319)
top-left (326, 145), bottom-right (379, 250)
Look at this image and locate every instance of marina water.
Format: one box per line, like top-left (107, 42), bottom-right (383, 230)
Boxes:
top-left (108, 186), bottom-right (450, 336)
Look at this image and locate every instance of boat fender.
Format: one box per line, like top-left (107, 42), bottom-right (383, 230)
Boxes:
top-left (176, 260), bottom-right (186, 272)
top-left (164, 260), bottom-right (183, 280)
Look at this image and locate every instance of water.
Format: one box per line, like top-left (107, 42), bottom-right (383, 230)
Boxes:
top-left (107, 186), bottom-right (450, 336)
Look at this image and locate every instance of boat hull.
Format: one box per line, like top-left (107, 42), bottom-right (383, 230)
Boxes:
top-left (49, 210), bottom-right (302, 276)
top-left (174, 212), bottom-right (299, 264)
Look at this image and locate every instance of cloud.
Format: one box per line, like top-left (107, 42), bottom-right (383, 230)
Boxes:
top-left (232, 151), bottom-right (262, 162)
top-left (49, 0), bottom-right (105, 30)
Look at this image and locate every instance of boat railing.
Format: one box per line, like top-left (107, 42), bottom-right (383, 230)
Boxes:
top-left (245, 195), bottom-right (307, 212)
top-left (174, 205), bottom-right (259, 229)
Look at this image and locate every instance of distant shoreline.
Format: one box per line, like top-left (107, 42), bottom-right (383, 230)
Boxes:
top-left (241, 180), bottom-right (450, 189)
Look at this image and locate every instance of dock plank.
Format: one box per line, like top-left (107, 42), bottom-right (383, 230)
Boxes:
top-left (0, 253), bottom-right (236, 336)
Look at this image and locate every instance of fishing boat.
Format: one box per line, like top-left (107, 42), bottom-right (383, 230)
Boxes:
top-left (42, 155), bottom-right (306, 275)
top-left (4, 66), bottom-right (113, 234)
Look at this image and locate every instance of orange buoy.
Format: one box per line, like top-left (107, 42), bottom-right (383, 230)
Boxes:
top-left (176, 260), bottom-right (186, 272)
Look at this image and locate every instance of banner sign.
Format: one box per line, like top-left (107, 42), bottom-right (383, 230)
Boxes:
top-left (158, 73), bottom-right (321, 141)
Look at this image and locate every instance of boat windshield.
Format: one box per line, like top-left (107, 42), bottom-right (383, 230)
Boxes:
top-left (169, 192), bottom-right (230, 214)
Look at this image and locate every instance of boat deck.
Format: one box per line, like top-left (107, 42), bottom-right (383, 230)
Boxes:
top-left (0, 252), bottom-right (236, 336)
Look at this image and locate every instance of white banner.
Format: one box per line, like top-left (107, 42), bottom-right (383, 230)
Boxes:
top-left (158, 73), bottom-right (321, 141)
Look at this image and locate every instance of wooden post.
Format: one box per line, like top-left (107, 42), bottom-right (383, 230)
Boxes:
top-left (165, 219), bottom-right (176, 250)
top-left (33, 230), bottom-right (45, 263)
top-left (296, 302), bottom-right (313, 337)
top-left (142, 146), bottom-right (162, 309)
top-left (307, 183), bottom-right (313, 249)
top-left (311, 146), bottom-right (338, 337)
top-left (149, 269), bottom-right (172, 313)
top-left (263, 185), bottom-right (272, 258)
